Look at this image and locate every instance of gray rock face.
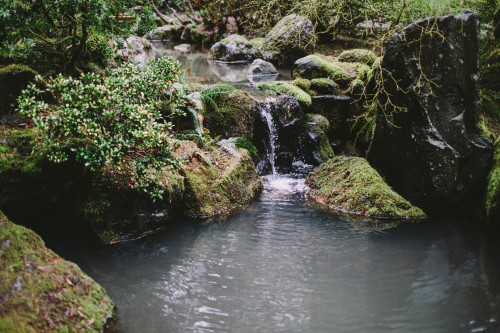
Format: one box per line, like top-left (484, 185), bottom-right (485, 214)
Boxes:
top-left (209, 34), bottom-right (261, 62)
top-left (246, 59), bottom-right (279, 76)
top-left (261, 15), bottom-right (316, 67)
top-left (368, 11), bottom-right (493, 214)
top-left (116, 36), bottom-right (153, 63)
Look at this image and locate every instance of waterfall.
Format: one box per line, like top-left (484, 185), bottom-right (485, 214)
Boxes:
top-left (261, 98), bottom-right (279, 176)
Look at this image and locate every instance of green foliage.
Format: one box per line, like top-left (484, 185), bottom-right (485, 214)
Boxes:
top-left (200, 83), bottom-right (236, 114)
top-left (0, 0), bottom-right (160, 73)
top-left (235, 138), bottom-right (258, 154)
top-left (136, 2), bottom-right (158, 36)
top-left (17, 57), bottom-right (188, 199)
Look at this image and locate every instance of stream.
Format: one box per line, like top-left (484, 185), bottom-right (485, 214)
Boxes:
top-left (48, 43), bottom-right (500, 332)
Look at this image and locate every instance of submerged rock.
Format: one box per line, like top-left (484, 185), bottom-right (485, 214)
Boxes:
top-left (368, 11), bottom-right (493, 214)
top-left (261, 15), bottom-right (316, 67)
top-left (0, 211), bottom-right (115, 332)
top-left (209, 34), bottom-right (261, 62)
top-left (306, 156), bottom-right (426, 218)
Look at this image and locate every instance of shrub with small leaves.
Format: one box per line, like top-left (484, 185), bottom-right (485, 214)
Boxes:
top-left (17, 57), bottom-right (188, 199)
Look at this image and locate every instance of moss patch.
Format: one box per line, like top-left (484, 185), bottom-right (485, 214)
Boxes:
top-left (306, 156), bottom-right (426, 218)
top-left (178, 141), bottom-right (263, 217)
top-left (0, 127), bottom-right (43, 174)
top-left (258, 81), bottom-right (312, 107)
top-left (0, 212), bottom-right (115, 332)
top-left (338, 49), bottom-right (377, 66)
top-left (292, 54), bottom-right (352, 88)
top-left (249, 37), bottom-right (265, 51)
top-left (310, 78), bottom-right (340, 95)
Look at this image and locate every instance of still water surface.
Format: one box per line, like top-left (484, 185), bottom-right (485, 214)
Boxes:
top-left (50, 174), bottom-right (500, 332)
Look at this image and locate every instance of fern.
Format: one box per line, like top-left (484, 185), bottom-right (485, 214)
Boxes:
top-left (200, 83), bottom-right (236, 114)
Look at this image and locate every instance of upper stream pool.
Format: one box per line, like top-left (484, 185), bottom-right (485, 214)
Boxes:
top-left (48, 43), bottom-right (500, 332)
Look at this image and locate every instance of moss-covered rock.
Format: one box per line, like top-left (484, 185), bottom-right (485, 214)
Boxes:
top-left (180, 141), bottom-right (263, 217)
top-left (0, 211), bottom-right (115, 332)
top-left (202, 87), bottom-right (257, 140)
top-left (292, 55), bottom-right (352, 88)
top-left (485, 139), bottom-right (500, 223)
top-left (209, 34), bottom-right (261, 62)
top-left (338, 49), bottom-right (377, 66)
top-left (306, 156), bottom-right (426, 218)
top-left (249, 37), bottom-right (265, 51)
top-left (0, 64), bottom-right (38, 115)
top-left (260, 15), bottom-right (316, 67)
top-left (310, 78), bottom-right (340, 95)
top-left (257, 81), bottom-right (312, 107)
top-left (298, 114), bottom-right (334, 165)
top-left (143, 24), bottom-right (182, 41)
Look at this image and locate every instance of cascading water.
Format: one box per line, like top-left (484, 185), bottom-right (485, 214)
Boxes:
top-left (260, 98), bottom-right (279, 177)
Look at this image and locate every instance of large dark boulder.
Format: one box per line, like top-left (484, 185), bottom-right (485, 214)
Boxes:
top-left (297, 114), bottom-right (334, 165)
top-left (368, 11), bottom-right (493, 214)
top-left (209, 34), bottom-right (261, 62)
top-left (260, 15), bottom-right (316, 67)
top-left (0, 64), bottom-right (37, 115)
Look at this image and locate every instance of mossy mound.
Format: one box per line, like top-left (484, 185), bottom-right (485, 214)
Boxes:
top-left (0, 64), bottom-right (38, 115)
top-left (292, 55), bottom-right (352, 88)
top-left (310, 78), bottom-right (340, 95)
top-left (0, 211), bottom-right (115, 332)
top-left (257, 81), bottom-right (312, 107)
top-left (306, 156), bottom-right (426, 218)
top-left (485, 139), bottom-right (500, 223)
top-left (179, 141), bottom-right (263, 217)
top-left (338, 49), bottom-right (378, 66)
top-left (202, 88), bottom-right (257, 140)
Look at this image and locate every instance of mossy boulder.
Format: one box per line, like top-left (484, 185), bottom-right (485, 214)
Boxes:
top-left (257, 81), bottom-right (312, 108)
top-left (143, 24), bottom-right (182, 41)
top-left (261, 14), bottom-right (316, 67)
top-left (249, 37), bottom-right (265, 51)
top-left (298, 114), bottom-right (334, 165)
top-left (292, 55), bottom-right (352, 88)
top-left (485, 139), bottom-right (500, 223)
top-left (306, 156), bottom-right (426, 218)
top-left (209, 34), bottom-right (261, 62)
top-left (0, 64), bottom-right (38, 115)
top-left (0, 211), bottom-right (115, 332)
top-left (180, 141), bottom-right (263, 217)
top-left (310, 78), bottom-right (340, 95)
top-left (338, 49), bottom-right (377, 66)
top-left (202, 87), bottom-right (258, 140)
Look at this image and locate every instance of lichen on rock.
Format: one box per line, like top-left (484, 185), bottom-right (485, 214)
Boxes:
top-left (306, 156), bottom-right (426, 218)
top-left (0, 211), bottom-right (115, 332)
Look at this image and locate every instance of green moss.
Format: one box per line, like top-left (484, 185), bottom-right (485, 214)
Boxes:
top-left (333, 61), bottom-right (371, 81)
top-left (485, 139), bottom-right (500, 222)
top-left (0, 64), bottom-right (38, 76)
top-left (0, 212), bottom-right (115, 332)
top-left (293, 54), bottom-right (352, 88)
top-left (249, 37), bottom-right (265, 50)
top-left (0, 127), bottom-right (43, 174)
top-left (338, 49), bottom-right (378, 66)
top-left (304, 114), bottom-right (334, 162)
top-left (310, 78), bottom-right (340, 95)
top-left (179, 142), bottom-right (263, 217)
top-left (305, 156), bottom-right (426, 218)
top-left (258, 81), bottom-right (312, 107)
top-left (291, 78), bottom-right (312, 92)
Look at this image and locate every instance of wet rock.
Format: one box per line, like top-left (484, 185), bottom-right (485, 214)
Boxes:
top-left (368, 11), bottom-right (493, 214)
top-left (144, 24), bottom-right (181, 41)
top-left (209, 34), bottom-right (261, 62)
top-left (246, 59), bottom-right (279, 76)
top-left (306, 156), bottom-right (426, 218)
top-left (253, 96), bottom-right (303, 174)
top-left (261, 15), bottom-right (316, 67)
top-left (0, 211), bottom-right (115, 331)
top-left (0, 64), bottom-right (38, 115)
top-left (310, 95), bottom-right (357, 144)
top-left (297, 114), bottom-right (334, 165)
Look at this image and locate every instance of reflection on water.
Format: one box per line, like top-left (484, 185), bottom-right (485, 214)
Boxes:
top-left (49, 174), bottom-right (500, 333)
top-left (150, 41), bottom-right (291, 88)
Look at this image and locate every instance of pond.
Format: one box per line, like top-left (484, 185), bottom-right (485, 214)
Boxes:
top-left (48, 43), bottom-right (500, 332)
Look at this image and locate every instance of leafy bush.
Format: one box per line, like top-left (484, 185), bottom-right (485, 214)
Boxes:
top-left (17, 57), bottom-right (188, 199)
